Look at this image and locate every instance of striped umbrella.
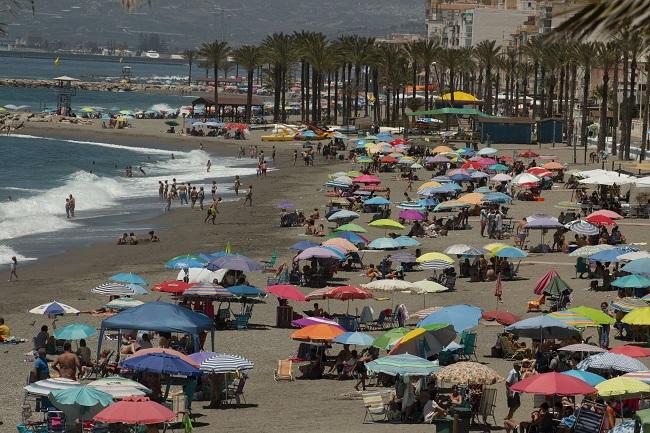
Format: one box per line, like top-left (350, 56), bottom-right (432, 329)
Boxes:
top-left (548, 311), bottom-right (598, 327)
top-left (305, 288), bottom-right (330, 301)
top-left (24, 378), bottom-right (82, 396)
top-left (87, 377), bottom-right (151, 399)
top-left (183, 283), bottom-right (230, 298)
top-left (200, 353), bottom-right (254, 374)
top-left (611, 297), bottom-right (648, 313)
top-left (410, 306), bottom-right (441, 321)
top-left (568, 220), bottom-right (600, 236)
top-left (622, 371), bottom-right (650, 384)
top-left (92, 282), bottom-right (138, 296)
top-left (105, 298), bottom-right (144, 311)
top-left (29, 301), bottom-right (79, 315)
top-left (419, 260), bottom-right (454, 270)
top-left (577, 352), bottom-right (647, 373)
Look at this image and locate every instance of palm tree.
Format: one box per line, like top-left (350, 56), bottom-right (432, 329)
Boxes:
top-left (523, 37), bottom-right (544, 119)
top-left (595, 42), bottom-right (617, 151)
top-left (641, 59), bottom-right (650, 161)
top-left (233, 45), bottom-right (264, 123)
top-left (405, 40), bottom-right (422, 101)
top-left (419, 39), bottom-right (439, 110)
top-left (474, 40), bottom-right (500, 115)
top-left (576, 42), bottom-right (596, 164)
top-left (183, 49), bottom-right (197, 86)
top-left (376, 43), bottom-right (407, 125)
top-left (557, 0), bottom-right (650, 39)
top-left (199, 40), bottom-right (231, 116)
top-left (261, 33), bottom-right (296, 123)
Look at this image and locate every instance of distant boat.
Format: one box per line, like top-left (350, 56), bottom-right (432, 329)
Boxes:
top-left (143, 50), bottom-right (160, 59)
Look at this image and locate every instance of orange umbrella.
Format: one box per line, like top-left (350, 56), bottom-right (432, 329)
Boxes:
top-left (543, 161), bottom-right (564, 170)
top-left (290, 324), bottom-right (344, 342)
top-left (322, 238), bottom-right (359, 252)
top-left (127, 348), bottom-right (200, 368)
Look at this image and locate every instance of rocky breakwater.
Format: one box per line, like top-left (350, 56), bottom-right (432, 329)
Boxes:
top-left (0, 111), bottom-right (93, 132)
top-left (0, 78), bottom-right (137, 92)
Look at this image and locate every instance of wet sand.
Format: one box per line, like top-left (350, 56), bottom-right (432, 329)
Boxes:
top-left (0, 121), bottom-right (647, 432)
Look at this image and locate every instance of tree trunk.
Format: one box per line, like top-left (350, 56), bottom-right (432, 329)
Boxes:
top-left (522, 64), bottom-right (529, 117)
top-left (334, 70), bottom-right (339, 124)
top-left (620, 49), bottom-right (629, 160)
top-left (311, 67), bottom-right (318, 122)
top-left (188, 61), bottom-right (193, 86)
top-left (355, 65), bottom-right (361, 117)
top-left (327, 72), bottom-right (332, 123)
top-left (625, 52), bottom-right (637, 160)
top-left (364, 65), bottom-right (370, 117)
top-left (213, 64), bottom-right (219, 117)
top-left (641, 66), bottom-right (650, 161)
top-left (598, 66), bottom-right (609, 152)
top-left (273, 66), bottom-right (280, 122)
top-left (341, 66), bottom-right (346, 124)
top-left (305, 63), bottom-right (310, 122)
top-left (546, 73), bottom-right (555, 118)
top-left (532, 60), bottom-right (539, 118)
top-left (581, 67), bottom-right (591, 164)
top-left (493, 72), bottom-right (500, 115)
top-left (514, 67), bottom-right (520, 117)
top-left (412, 62), bottom-right (417, 100)
top-left (373, 68), bottom-right (380, 124)
top-left (485, 65), bottom-right (492, 114)
top-left (567, 62), bottom-right (577, 161)
top-left (281, 66), bottom-right (287, 123)
top-left (246, 70), bottom-right (253, 122)
top-left (300, 60), bottom-right (306, 122)
top-left (558, 66), bottom-right (566, 115)
top-left (385, 88), bottom-right (391, 125)
top-left (424, 66), bottom-right (431, 110)
top-left (612, 58), bottom-right (620, 156)
top-left (539, 66), bottom-right (546, 117)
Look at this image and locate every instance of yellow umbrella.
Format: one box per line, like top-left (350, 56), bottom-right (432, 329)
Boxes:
top-left (347, 170), bottom-right (363, 178)
top-left (622, 307), bottom-right (650, 326)
top-left (441, 91), bottom-right (478, 102)
top-left (595, 377), bottom-right (650, 397)
top-left (458, 192), bottom-right (485, 205)
top-left (431, 145), bottom-right (453, 154)
top-left (416, 252), bottom-right (454, 264)
top-left (483, 243), bottom-right (511, 253)
top-left (368, 219), bottom-right (405, 230)
top-left (418, 181), bottom-right (442, 191)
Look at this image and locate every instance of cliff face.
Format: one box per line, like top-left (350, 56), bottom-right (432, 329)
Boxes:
top-left (7, 0), bottom-right (424, 48)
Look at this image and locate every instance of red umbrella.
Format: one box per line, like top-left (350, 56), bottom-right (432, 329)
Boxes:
top-left (324, 285), bottom-right (373, 301)
top-left (152, 281), bottom-right (194, 294)
top-left (380, 156), bottom-right (399, 164)
top-left (462, 161), bottom-right (482, 170)
top-left (527, 167), bottom-right (554, 178)
top-left (390, 138), bottom-right (407, 145)
top-left (352, 174), bottom-right (381, 184)
top-left (588, 210), bottom-right (624, 220)
top-left (533, 269), bottom-right (559, 295)
top-left (94, 396), bottom-right (175, 425)
top-left (519, 150), bottom-right (539, 158)
top-left (609, 345), bottom-right (650, 358)
top-left (585, 215), bottom-right (617, 226)
top-left (499, 155), bottom-right (514, 162)
top-left (510, 372), bottom-right (596, 396)
top-left (266, 284), bottom-right (307, 302)
top-left (360, 184), bottom-right (385, 191)
top-left (482, 310), bottom-right (520, 325)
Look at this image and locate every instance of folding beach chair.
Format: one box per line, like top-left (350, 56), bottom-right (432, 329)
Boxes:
top-left (225, 375), bottom-right (247, 406)
top-left (460, 332), bottom-right (477, 361)
top-left (261, 251), bottom-right (278, 273)
top-left (274, 359), bottom-right (294, 381)
top-left (527, 294), bottom-right (545, 312)
top-left (477, 388), bottom-right (497, 425)
top-left (362, 391), bottom-right (388, 423)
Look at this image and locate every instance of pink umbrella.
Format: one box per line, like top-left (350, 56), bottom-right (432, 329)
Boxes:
top-left (475, 157), bottom-right (497, 167)
top-left (533, 269), bottom-right (560, 295)
top-left (588, 210), bottom-right (624, 220)
top-left (399, 209), bottom-right (426, 221)
top-left (352, 174), bottom-right (381, 184)
top-left (447, 169), bottom-right (471, 177)
top-left (295, 247), bottom-right (343, 260)
top-left (267, 284), bottom-right (307, 302)
top-left (291, 316), bottom-right (344, 329)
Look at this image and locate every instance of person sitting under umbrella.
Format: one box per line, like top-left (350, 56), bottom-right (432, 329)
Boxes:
top-left (52, 342), bottom-right (82, 380)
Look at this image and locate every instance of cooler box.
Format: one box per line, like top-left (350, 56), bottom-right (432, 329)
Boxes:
top-left (276, 305), bottom-right (293, 328)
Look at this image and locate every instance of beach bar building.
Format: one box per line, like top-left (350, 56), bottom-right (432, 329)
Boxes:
top-left (537, 118), bottom-right (564, 144)
top-left (478, 117), bottom-right (534, 145)
top-left (190, 94), bottom-right (264, 121)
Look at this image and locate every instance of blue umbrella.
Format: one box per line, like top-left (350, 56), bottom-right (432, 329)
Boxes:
top-left (165, 256), bottom-right (207, 269)
top-left (612, 274), bottom-right (650, 289)
top-left (483, 192), bottom-right (512, 203)
top-left (333, 332), bottom-right (375, 346)
top-left (328, 231), bottom-right (367, 246)
top-left (121, 352), bottom-right (202, 376)
top-left (290, 241), bottom-right (320, 251)
top-left (368, 238), bottom-right (400, 250)
top-left (366, 354), bottom-right (439, 376)
top-left (590, 246), bottom-right (639, 263)
top-left (475, 186), bottom-right (491, 193)
top-left (446, 182), bottom-right (463, 191)
top-left (302, 130), bottom-right (317, 137)
top-left (623, 258), bottom-right (650, 275)
top-left (494, 247), bottom-right (528, 258)
top-left (418, 304), bottom-right (482, 331)
top-left (449, 173), bottom-right (472, 182)
top-left (505, 315), bottom-right (580, 340)
top-left (53, 323), bottom-right (96, 340)
top-left (470, 171), bottom-right (490, 179)
top-left (124, 283), bottom-right (149, 296)
top-left (562, 369), bottom-right (606, 386)
top-left (321, 246), bottom-right (347, 259)
top-left (110, 273), bottom-right (147, 286)
top-left (418, 186), bottom-right (456, 196)
top-left (417, 198), bottom-right (438, 208)
top-left (365, 197), bottom-right (391, 205)
top-left (209, 251), bottom-right (233, 259)
top-left (393, 236), bottom-right (421, 248)
top-left (207, 254), bottom-right (261, 272)
top-left (227, 285), bottom-right (266, 298)
top-left (488, 163), bottom-right (509, 172)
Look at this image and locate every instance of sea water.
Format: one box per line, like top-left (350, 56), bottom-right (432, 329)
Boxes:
top-left (0, 134), bottom-right (257, 265)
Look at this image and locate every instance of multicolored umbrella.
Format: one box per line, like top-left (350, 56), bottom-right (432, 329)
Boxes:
top-left (568, 244), bottom-right (616, 258)
top-left (29, 301), bottom-right (79, 316)
top-left (548, 311), bottom-right (597, 327)
top-left (94, 396), bottom-right (175, 425)
top-left (322, 238), bottom-right (358, 252)
top-left (373, 327), bottom-right (411, 350)
top-left (568, 306), bottom-right (616, 325)
top-left (366, 354), bottom-right (439, 376)
top-left (435, 362), bottom-right (504, 385)
top-left (622, 371), bottom-right (650, 384)
top-left (183, 282), bottom-right (230, 298)
top-left (389, 324), bottom-right (457, 358)
top-left (291, 316), bottom-right (344, 329)
top-left (510, 372), bottom-right (596, 396)
top-left (577, 352), bottom-right (647, 373)
top-left (611, 297), bottom-right (648, 312)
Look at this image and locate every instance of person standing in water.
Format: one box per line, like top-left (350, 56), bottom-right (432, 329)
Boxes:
top-left (211, 181), bottom-right (218, 201)
top-left (8, 256), bottom-right (17, 282)
top-left (200, 142), bottom-right (204, 151)
top-left (207, 159), bottom-right (212, 173)
top-left (234, 176), bottom-right (241, 196)
top-left (68, 194), bottom-right (75, 217)
top-left (158, 181), bottom-right (164, 200)
top-left (65, 198), bottom-right (71, 218)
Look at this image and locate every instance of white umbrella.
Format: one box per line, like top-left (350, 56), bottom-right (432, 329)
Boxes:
top-left (176, 267), bottom-right (226, 283)
top-left (29, 301), bottom-right (79, 315)
top-left (24, 378), bottom-right (82, 396)
top-left (512, 173), bottom-right (541, 185)
top-left (87, 376), bottom-right (151, 399)
top-left (618, 251), bottom-right (650, 262)
top-left (492, 173), bottom-right (512, 182)
top-left (362, 279), bottom-right (417, 292)
top-left (579, 173), bottom-right (635, 186)
top-left (568, 244), bottom-right (617, 258)
top-left (333, 175), bottom-right (353, 185)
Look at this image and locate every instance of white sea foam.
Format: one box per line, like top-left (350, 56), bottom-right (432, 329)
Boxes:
top-left (8, 134), bottom-right (176, 156)
top-left (0, 245), bottom-right (36, 264)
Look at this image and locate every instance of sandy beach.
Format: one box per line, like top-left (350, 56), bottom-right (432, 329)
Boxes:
top-left (1, 120), bottom-right (647, 432)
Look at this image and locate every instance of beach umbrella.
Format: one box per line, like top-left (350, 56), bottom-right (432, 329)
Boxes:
top-left (87, 377), bottom-right (151, 399)
top-left (24, 378), bottom-right (82, 396)
top-left (510, 372), bottom-right (596, 396)
top-left (324, 285), bottom-right (373, 301)
top-left (399, 209), bottom-right (426, 221)
top-left (291, 316), bottom-right (344, 329)
top-left (225, 284), bottom-right (266, 298)
top-left (334, 223), bottom-right (367, 233)
top-left (327, 230), bottom-right (368, 245)
top-left (418, 304), bottom-right (482, 332)
top-left (458, 192), bottom-right (485, 205)
top-left (128, 348), bottom-right (200, 368)
top-left (29, 301), bottom-right (79, 316)
top-left (512, 173), bottom-right (541, 185)
top-left (568, 307), bottom-right (616, 325)
top-left (411, 163), bottom-right (424, 169)
top-left (366, 354), bottom-right (439, 377)
top-left (623, 258), bottom-right (650, 275)
top-left (541, 276), bottom-right (571, 297)
top-left (578, 352), bottom-right (647, 373)
top-left (418, 180), bottom-right (442, 190)
top-left (393, 236), bottom-right (421, 248)
top-left (559, 343), bottom-right (607, 353)
top-left (611, 297), bottom-right (648, 312)
top-left (481, 310), bottom-right (520, 325)
top-left (488, 163), bottom-right (509, 172)
top-left (94, 396), bottom-right (174, 425)
top-left (183, 283), bottom-right (230, 298)
top-left (368, 237), bottom-right (400, 250)
top-left (362, 279), bottom-right (417, 292)
top-left (618, 251), bottom-right (650, 262)
top-left (276, 200), bottom-right (295, 209)
top-left (610, 345), bottom-right (650, 358)
top-left (505, 315), bottom-right (580, 340)
top-left (266, 284), bottom-right (306, 302)
top-left (622, 307), bottom-right (650, 326)
top-left (519, 150), bottom-right (539, 158)
top-left (49, 386), bottom-right (113, 423)
top-left (548, 311), bottom-right (598, 327)
top-left (436, 362), bottom-right (504, 385)
top-left (322, 238), bottom-right (358, 252)
top-left (588, 210), bottom-right (624, 220)
top-left (492, 173), bottom-right (512, 182)
top-left (493, 246), bottom-right (528, 258)
top-left (586, 214), bottom-right (617, 226)
top-left (364, 197), bottom-right (391, 206)
top-left (389, 324), bottom-right (456, 357)
top-left (151, 280), bottom-right (193, 294)
top-left (471, 171), bottom-right (490, 180)
top-left (416, 252), bottom-right (454, 265)
top-left (595, 377), bottom-right (650, 398)
top-left (91, 282), bottom-right (139, 297)
top-left (53, 323), bottom-right (96, 340)
top-left (569, 244), bottom-right (617, 258)
top-left (290, 324), bottom-right (344, 342)
top-left (567, 220), bottom-right (600, 236)
top-left (417, 198), bottom-right (439, 208)
top-left (207, 254), bottom-right (261, 272)
top-left (368, 219), bottom-right (405, 230)
top-left (445, 244), bottom-right (488, 256)
top-left (373, 327), bottom-right (411, 349)
top-left (590, 246), bottom-right (638, 263)
top-left (389, 252), bottom-right (417, 263)
top-left (327, 210), bottom-right (360, 222)
top-left (200, 353), bottom-right (254, 374)
top-left (555, 201), bottom-right (583, 210)
top-left (613, 274), bottom-right (650, 289)
top-left (543, 161), bottom-right (564, 170)
top-left (483, 192), bottom-right (513, 203)
top-left (104, 297), bottom-right (144, 311)
top-left (333, 332), bottom-right (375, 346)
top-left (623, 372), bottom-right (650, 384)
top-left (110, 273), bottom-right (148, 286)
top-left (290, 240), bottom-right (319, 251)
top-left (165, 255), bottom-right (207, 269)
top-left (295, 246), bottom-right (343, 260)
top-left (121, 352), bottom-right (202, 376)
top-left (434, 200), bottom-right (470, 211)
top-left (352, 174), bottom-right (381, 184)
top-left (477, 147), bottom-right (498, 156)
top-left (562, 370), bottom-right (606, 386)
top-left (412, 280), bottom-right (449, 294)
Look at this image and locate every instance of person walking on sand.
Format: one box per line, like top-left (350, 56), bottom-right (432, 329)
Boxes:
top-left (272, 146), bottom-right (276, 162)
top-left (204, 201), bottom-right (215, 223)
top-left (158, 181), bottom-right (164, 200)
top-left (234, 176), bottom-right (241, 196)
top-left (293, 149), bottom-right (298, 166)
top-left (165, 191), bottom-right (172, 212)
top-left (8, 256), bottom-right (17, 282)
top-left (243, 185), bottom-right (253, 207)
top-left (207, 159), bottom-right (212, 173)
top-left (210, 198), bottom-right (221, 224)
top-left (198, 186), bottom-right (205, 210)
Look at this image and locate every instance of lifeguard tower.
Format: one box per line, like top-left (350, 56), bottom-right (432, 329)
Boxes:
top-left (121, 66), bottom-right (132, 82)
top-left (53, 75), bottom-right (79, 116)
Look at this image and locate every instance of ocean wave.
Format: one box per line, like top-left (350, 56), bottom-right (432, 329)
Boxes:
top-left (8, 134), bottom-right (176, 156)
top-left (0, 245), bottom-right (36, 265)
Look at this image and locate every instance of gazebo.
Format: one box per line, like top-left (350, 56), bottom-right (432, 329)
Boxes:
top-left (190, 93), bottom-right (264, 121)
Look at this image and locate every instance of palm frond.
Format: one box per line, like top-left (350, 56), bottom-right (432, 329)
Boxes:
top-left (556, 0), bottom-right (650, 39)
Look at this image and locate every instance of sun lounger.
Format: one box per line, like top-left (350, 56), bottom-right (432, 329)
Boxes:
top-left (362, 391), bottom-right (388, 423)
top-left (499, 335), bottom-right (528, 360)
top-left (527, 294), bottom-right (545, 312)
top-left (274, 359), bottom-right (294, 381)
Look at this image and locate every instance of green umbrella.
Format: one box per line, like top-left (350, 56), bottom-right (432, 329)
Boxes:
top-left (164, 120), bottom-right (179, 126)
top-left (334, 223), bottom-right (367, 233)
top-left (53, 323), bottom-right (96, 340)
top-left (542, 276), bottom-right (571, 297)
top-left (568, 306), bottom-right (615, 325)
top-left (373, 327), bottom-right (410, 350)
top-left (612, 274), bottom-right (650, 289)
top-left (49, 386), bottom-right (113, 423)
top-left (555, 201), bottom-right (583, 210)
